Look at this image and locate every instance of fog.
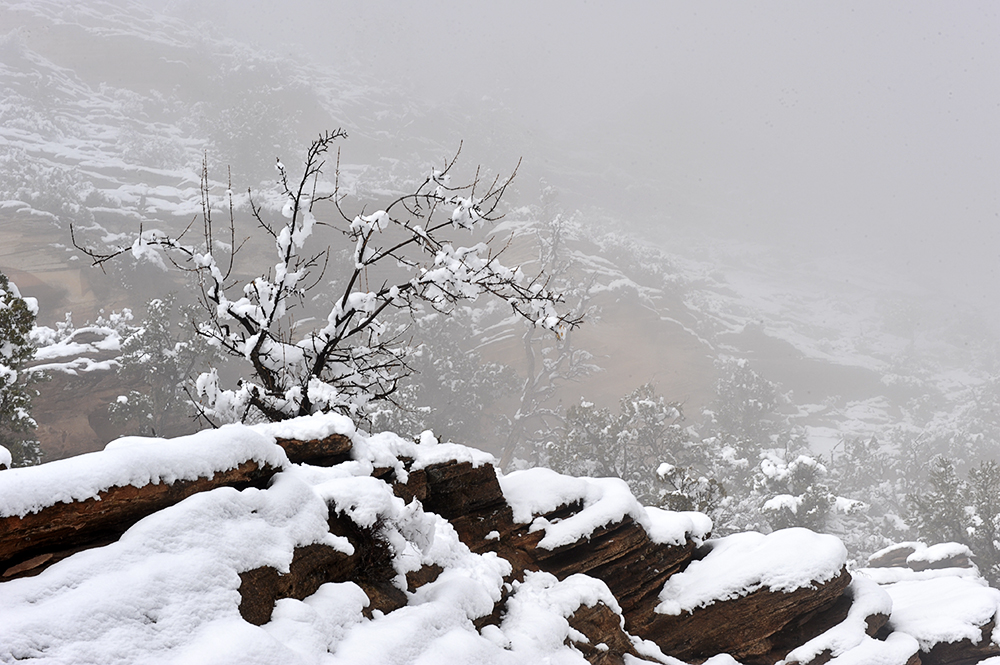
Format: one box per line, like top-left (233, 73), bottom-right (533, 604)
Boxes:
top-left (0, 0), bottom-right (993, 441)
top-left (159, 0), bottom-right (1000, 317)
top-left (5, 0), bottom-right (1000, 566)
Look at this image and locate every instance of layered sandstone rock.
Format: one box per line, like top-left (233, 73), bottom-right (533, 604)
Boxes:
top-left (2, 425), bottom-right (999, 665)
top-left (868, 542), bottom-right (975, 573)
top-left (0, 427), bottom-right (286, 580)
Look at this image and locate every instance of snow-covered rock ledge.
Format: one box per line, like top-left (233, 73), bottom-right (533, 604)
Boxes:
top-left (0, 425), bottom-right (290, 580)
top-left (0, 425), bottom-right (289, 520)
top-left (2, 414), bottom-right (999, 664)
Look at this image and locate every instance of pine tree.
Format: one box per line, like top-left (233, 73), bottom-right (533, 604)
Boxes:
top-left (965, 460), bottom-right (1000, 584)
top-left (708, 357), bottom-right (781, 455)
top-left (908, 456), bottom-right (968, 546)
top-left (0, 272), bottom-right (42, 466)
top-left (109, 294), bottom-right (222, 436)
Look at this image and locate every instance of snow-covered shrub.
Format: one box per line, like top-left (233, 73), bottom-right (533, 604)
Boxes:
top-left (655, 461), bottom-right (726, 515)
top-left (757, 453), bottom-right (837, 532)
top-left (0, 271), bottom-right (42, 467)
top-left (109, 294), bottom-right (223, 436)
top-left (909, 457), bottom-right (1000, 585)
top-left (74, 131), bottom-right (579, 425)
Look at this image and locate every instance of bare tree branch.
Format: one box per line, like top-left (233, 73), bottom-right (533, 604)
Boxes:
top-left (74, 130), bottom-right (580, 425)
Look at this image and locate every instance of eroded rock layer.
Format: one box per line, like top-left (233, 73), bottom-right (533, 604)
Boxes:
top-left (2, 426), bottom-right (998, 665)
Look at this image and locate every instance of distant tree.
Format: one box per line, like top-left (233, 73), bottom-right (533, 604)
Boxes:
top-left (908, 456), bottom-right (969, 546)
top-left (827, 435), bottom-right (909, 560)
top-left (616, 384), bottom-right (690, 492)
top-left (543, 384), bottom-right (694, 507)
top-left (74, 131), bottom-right (580, 425)
top-left (544, 398), bottom-right (615, 478)
top-left (0, 272), bottom-right (42, 466)
top-left (757, 453), bottom-right (839, 532)
top-left (655, 462), bottom-right (727, 515)
top-left (908, 457), bottom-right (1000, 585)
top-left (692, 357), bottom-right (789, 534)
top-left (499, 208), bottom-right (598, 468)
top-left (369, 306), bottom-right (518, 442)
top-left (705, 356), bottom-right (781, 454)
top-left (965, 460), bottom-right (1000, 584)
top-left (108, 294), bottom-right (223, 436)
top-left (830, 436), bottom-right (898, 504)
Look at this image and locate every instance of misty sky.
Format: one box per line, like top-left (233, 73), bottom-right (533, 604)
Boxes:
top-left (160, 1), bottom-right (1000, 317)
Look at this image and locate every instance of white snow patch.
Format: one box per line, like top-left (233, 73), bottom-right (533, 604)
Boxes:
top-left (500, 467), bottom-right (650, 550)
top-left (809, 632), bottom-right (920, 665)
top-left (656, 528), bottom-right (848, 616)
top-left (868, 541), bottom-right (925, 566)
top-left (0, 471), bottom-right (338, 664)
top-left (500, 571), bottom-right (620, 654)
top-left (645, 506), bottom-right (713, 546)
top-left (906, 542), bottom-right (972, 567)
top-left (763, 493), bottom-right (802, 514)
top-left (0, 425), bottom-right (288, 518)
top-left (855, 566), bottom-right (982, 585)
top-left (253, 412), bottom-right (357, 442)
top-left (884, 576), bottom-right (1000, 651)
top-left (781, 576), bottom-right (892, 664)
top-left (409, 442), bottom-right (496, 471)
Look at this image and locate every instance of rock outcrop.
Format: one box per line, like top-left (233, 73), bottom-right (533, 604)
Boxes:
top-left (1, 421), bottom-right (998, 664)
top-left (867, 542), bottom-right (976, 573)
top-left (0, 457), bottom-right (277, 580)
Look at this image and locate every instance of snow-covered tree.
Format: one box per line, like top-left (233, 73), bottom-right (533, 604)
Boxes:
top-left (109, 294), bottom-right (223, 436)
top-left (757, 453), bottom-right (839, 532)
top-left (965, 460), bottom-right (1000, 584)
top-left (74, 131), bottom-right (580, 425)
top-left (542, 384), bottom-right (693, 506)
top-left (908, 456), bottom-right (969, 547)
top-left (655, 462), bottom-right (727, 515)
top-left (0, 272), bottom-right (42, 466)
top-left (498, 208), bottom-right (598, 467)
top-left (705, 356), bottom-right (782, 455)
top-left (827, 435), bottom-right (909, 559)
top-left (907, 456), bottom-right (1000, 585)
top-left (368, 306), bottom-right (518, 443)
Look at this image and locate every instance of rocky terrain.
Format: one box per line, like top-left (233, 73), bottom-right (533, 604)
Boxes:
top-left (2, 416), bottom-right (997, 664)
